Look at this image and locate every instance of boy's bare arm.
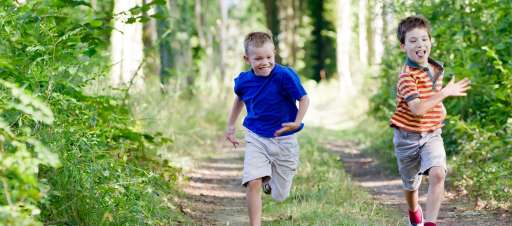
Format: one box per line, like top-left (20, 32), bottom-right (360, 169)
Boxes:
top-left (294, 95), bottom-right (310, 124)
top-left (408, 77), bottom-right (471, 116)
top-left (274, 95), bottom-right (310, 136)
top-left (225, 96), bottom-right (244, 147)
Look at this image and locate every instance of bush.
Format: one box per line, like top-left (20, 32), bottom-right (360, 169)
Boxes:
top-left (0, 1), bottom-right (189, 224)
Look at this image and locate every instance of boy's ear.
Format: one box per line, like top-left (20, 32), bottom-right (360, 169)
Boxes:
top-left (243, 55), bottom-right (249, 64)
top-left (399, 43), bottom-right (405, 52)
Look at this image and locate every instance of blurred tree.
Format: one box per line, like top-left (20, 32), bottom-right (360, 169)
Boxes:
top-left (336, 0), bottom-right (353, 92)
top-left (219, 0), bottom-right (228, 82)
top-left (305, 0), bottom-right (336, 81)
top-left (371, 0), bottom-right (384, 65)
top-left (263, 0), bottom-right (282, 63)
top-left (358, 0), bottom-right (368, 66)
top-left (110, 0), bottom-right (145, 90)
top-left (156, 1), bottom-right (173, 82)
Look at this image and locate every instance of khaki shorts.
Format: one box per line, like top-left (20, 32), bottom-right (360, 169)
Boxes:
top-left (393, 128), bottom-right (447, 191)
top-left (242, 130), bottom-right (300, 201)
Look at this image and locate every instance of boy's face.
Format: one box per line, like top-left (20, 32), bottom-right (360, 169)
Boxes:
top-left (401, 27), bottom-right (431, 66)
top-left (244, 42), bottom-right (275, 76)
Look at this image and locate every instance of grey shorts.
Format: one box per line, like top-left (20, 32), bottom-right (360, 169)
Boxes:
top-left (242, 130), bottom-right (300, 201)
top-left (393, 128), bottom-right (447, 191)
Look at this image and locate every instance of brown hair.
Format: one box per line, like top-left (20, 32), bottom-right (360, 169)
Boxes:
top-left (397, 16), bottom-right (432, 44)
top-left (243, 31), bottom-right (274, 55)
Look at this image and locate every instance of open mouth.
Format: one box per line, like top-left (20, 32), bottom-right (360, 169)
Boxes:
top-left (416, 50), bottom-right (427, 57)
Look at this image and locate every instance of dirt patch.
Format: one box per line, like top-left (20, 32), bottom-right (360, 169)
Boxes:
top-left (325, 140), bottom-right (511, 226)
top-left (181, 144), bottom-right (248, 225)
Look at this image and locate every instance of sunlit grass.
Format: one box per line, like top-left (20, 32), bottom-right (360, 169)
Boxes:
top-left (261, 129), bottom-right (402, 225)
top-left (129, 76), bottom-right (232, 168)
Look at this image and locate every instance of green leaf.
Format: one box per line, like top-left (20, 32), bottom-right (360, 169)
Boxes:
top-left (90, 20), bottom-right (103, 27)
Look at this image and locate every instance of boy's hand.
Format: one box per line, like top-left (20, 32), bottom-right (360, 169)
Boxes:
top-left (442, 77), bottom-right (471, 97)
top-left (274, 122), bottom-right (301, 137)
top-left (225, 127), bottom-right (240, 148)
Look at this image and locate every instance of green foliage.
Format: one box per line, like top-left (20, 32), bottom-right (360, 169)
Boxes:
top-left (0, 79), bottom-right (58, 225)
top-left (0, 1), bottom-right (190, 224)
top-left (369, 0), bottom-right (512, 206)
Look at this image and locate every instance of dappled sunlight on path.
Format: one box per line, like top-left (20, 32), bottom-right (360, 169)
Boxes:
top-left (182, 144), bottom-right (248, 225)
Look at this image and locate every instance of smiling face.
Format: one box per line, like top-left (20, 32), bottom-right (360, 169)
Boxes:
top-left (244, 42), bottom-right (275, 76)
top-left (401, 27), bottom-right (431, 66)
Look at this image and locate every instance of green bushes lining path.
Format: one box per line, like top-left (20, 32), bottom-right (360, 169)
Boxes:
top-left (0, 2), bottom-right (190, 224)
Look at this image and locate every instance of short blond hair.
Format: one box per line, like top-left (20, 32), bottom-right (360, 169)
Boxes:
top-left (243, 31), bottom-right (274, 55)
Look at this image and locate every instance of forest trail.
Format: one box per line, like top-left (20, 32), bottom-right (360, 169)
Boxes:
top-left (181, 143), bottom-right (248, 225)
top-left (324, 140), bottom-right (511, 226)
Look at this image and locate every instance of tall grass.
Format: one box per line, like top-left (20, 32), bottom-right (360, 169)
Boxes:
top-left (129, 76), bottom-right (230, 167)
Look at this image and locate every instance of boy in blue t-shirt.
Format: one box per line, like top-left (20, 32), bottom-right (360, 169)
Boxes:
top-left (225, 31), bottom-right (309, 226)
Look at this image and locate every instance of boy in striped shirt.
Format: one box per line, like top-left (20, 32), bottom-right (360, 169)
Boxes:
top-left (390, 16), bottom-right (471, 226)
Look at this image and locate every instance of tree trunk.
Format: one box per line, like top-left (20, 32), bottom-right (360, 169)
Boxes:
top-left (142, 0), bottom-right (159, 77)
top-left (219, 0), bottom-right (228, 84)
top-left (372, 0), bottom-right (384, 65)
top-left (195, 0), bottom-right (206, 47)
top-left (156, 2), bottom-right (173, 83)
top-left (383, 0), bottom-right (395, 45)
top-left (290, 0), bottom-right (299, 66)
top-left (310, 0), bottom-right (326, 81)
top-left (263, 0), bottom-right (281, 63)
top-left (337, 0), bottom-right (353, 93)
top-left (358, 0), bottom-right (368, 66)
top-left (110, 0), bottom-right (144, 90)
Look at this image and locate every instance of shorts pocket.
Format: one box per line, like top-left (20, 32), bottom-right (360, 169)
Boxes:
top-left (394, 133), bottom-right (418, 155)
top-left (277, 138), bottom-right (299, 164)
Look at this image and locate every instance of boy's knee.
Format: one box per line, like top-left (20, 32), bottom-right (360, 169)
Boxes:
top-left (428, 167), bottom-right (446, 183)
top-left (272, 192), bottom-right (289, 202)
top-left (271, 185), bottom-right (292, 202)
top-left (247, 179), bottom-right (262, 190)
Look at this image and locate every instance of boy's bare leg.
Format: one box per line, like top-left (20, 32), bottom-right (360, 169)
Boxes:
top-left (425, 166), bottom-right (445, 222)
top-left (404, 189), bottom-right (420, 211)
top-left (247, 179), bottom-right (262, 226)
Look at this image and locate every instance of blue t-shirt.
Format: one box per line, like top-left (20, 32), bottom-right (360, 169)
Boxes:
top-left (234, 64), bottom-right (307, 138)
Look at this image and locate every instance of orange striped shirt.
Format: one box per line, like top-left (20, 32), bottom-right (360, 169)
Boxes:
top-left (390, 58), bottom-right (446, 133)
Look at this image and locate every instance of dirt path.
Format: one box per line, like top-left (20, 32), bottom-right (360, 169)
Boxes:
top-left (324, 140), bottom-right (511, 226)
top-left (181, 144), bottom-right (248, 226)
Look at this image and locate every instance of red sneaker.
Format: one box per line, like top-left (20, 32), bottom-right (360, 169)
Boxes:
top-left (408, 206), bottom-right (424, 226)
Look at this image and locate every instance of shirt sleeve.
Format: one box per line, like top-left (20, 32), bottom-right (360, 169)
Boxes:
top-left (397, 73), bottom-right (419, 102)
top-left (233, 74), bottom-right (242, 97)
top-left (281, 67), bottom-right (307, 100)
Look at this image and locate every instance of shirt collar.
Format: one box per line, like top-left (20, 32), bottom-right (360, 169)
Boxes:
top-left (405, 57), bottom-right (444, 72)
